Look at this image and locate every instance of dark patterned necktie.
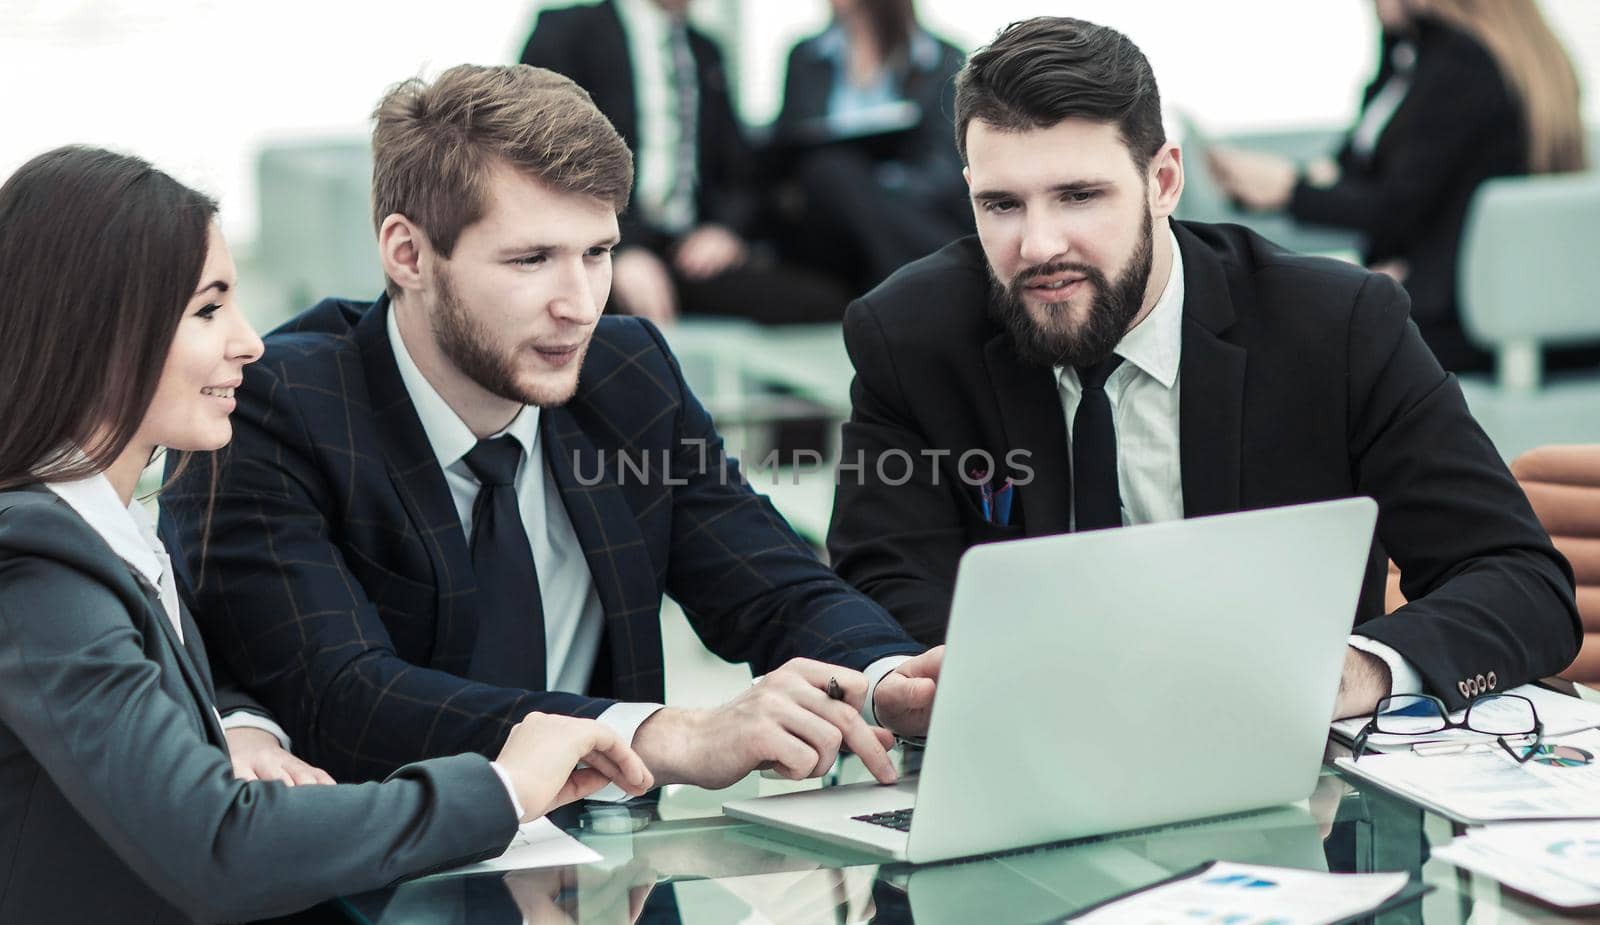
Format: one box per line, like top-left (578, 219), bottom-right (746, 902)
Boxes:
top-left (662, 22), bottom-right (699, 231)
top-left (1072, 356), bottom-right (1125, 531)
top-left (462, 436), bottom-right (546, 690)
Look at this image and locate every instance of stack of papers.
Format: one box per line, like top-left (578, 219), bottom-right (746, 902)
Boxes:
top-left (1068, 862), bottom-right (1414, 924)
top-left (1336, 729), bottom-right (1600, 823)
top-left (1434, 822), bottom-right (1600, 909)
top-left (1329, 683), bottom-right (1600, 752)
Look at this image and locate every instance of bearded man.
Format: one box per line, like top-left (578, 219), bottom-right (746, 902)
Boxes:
top-left (825, 16), bottom-right (1579, 719)
top-left (161, 64), bottom-right (942, 788)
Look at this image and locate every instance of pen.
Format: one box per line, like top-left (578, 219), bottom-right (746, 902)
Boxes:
top-left (994, 478), bottom-right (1014, 526)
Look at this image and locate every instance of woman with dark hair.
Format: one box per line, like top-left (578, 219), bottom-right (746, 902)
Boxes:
top-left (0, 145), bottom-right (651, 923)
top-left (774, 0), bottom-right (969, 291)
top-left (1208, 0), bottom-right (1587, 373)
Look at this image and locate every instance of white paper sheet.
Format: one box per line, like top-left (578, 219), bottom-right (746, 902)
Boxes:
top-left (1435, 822), bottom-right (1600, 908)
top-left (427, 818), bottom-right (601, 878)
top-left (1068, 862), bottom-right (1410, 925)
top-left (1336, 728), bottom-right (1600, 822)
top-left (1330, 683), bottom-right (1600, 752)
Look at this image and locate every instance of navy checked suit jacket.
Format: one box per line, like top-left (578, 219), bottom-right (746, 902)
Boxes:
top-left (161, 296), bottom-right (922, 782)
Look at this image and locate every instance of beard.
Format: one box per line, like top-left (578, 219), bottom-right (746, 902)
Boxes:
top-left (430, 267), bottom-right (582, 408)
top-left (988, 209), bottom-right (1155, 370)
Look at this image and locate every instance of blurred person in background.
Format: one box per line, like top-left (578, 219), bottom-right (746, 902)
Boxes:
top-left (773, 0), bottom-right (970, 292)
top-left (1208, 0), bottom-right (1587, 373)
top-left (0, 145), bottom-right (651, 923)
top-left (520, 0), bottom-right (851, 325)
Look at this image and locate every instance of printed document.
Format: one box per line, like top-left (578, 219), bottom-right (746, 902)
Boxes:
top-left (1434, 821), bottom-right (1600, 908)
top-left (1335, 729), bottom-right (1600, 823)
top-left (1069, 862), bottom-right (1410, 925)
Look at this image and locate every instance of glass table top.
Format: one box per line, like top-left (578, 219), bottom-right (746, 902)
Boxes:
top-left (337, 736), bottom-right (1589, 925)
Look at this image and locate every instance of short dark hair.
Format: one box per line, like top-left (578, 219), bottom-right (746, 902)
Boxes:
top-left (0, 146), bottom-right (216, 490)
top-left (371, 64), bottom-right (634, 296)
top-left (953, 17), bottom-right (1165, 172)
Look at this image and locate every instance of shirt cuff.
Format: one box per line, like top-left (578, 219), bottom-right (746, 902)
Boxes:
top-left (588, 702), bottom-right (665, 802)
top-left (489, 760), bottom-right (527, 821)
top-left (1348, 634), bottom-right (1423, 697)
top-left (862, 655), bottom-right (913, 728)
top-left (219, 711), bottom-right (292, 751)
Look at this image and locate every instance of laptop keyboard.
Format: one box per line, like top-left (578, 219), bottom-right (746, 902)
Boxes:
top-left (852, 808), bottom-right (914, 832)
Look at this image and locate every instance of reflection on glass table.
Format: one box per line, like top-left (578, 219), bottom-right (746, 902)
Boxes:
top-left (334, 731), bottom-right (1592, 925)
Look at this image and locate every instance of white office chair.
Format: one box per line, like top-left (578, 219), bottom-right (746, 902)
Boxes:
top-left (1459, 171), bottom-right (1600, 392)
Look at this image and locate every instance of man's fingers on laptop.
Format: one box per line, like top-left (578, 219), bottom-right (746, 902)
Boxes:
top-left (900, 645), bottom-right (944, 682)
top-left (783, 675), bottom-right (897, 783)
top-left (820, 697), bottom-right (898, 784)
top-left (764, 731), bottom-right (822, 780)
top-left (875, 674), bottom-right (937, 737)
top-left (772, 657), bottom-right (869, 709)
top-left (778, 675), bottom-right (896, 781)
top-left (774, 702), bottom-right (845, 776)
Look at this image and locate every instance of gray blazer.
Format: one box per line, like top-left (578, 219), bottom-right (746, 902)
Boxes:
top-left (0, 488), bottom-right (519, 924)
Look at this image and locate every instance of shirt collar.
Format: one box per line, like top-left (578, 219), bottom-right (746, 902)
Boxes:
top-left (615, 0), bottom-right (674, 38)
top-left (45, 471), bottom-right (165, 590)
top-left (1054, 226), bottom-right (1184, 390)
top-left (386, 304), bottom-right (541, 472)
top-left (1114, 226), bottom-right (1185, 390)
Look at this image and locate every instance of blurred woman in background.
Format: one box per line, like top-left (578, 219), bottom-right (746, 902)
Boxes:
top-left (0, 145), bottom-right (650, 923)
top-left (774, 0), bottom-right (970, 291)
top-left (1209, 0), bottom-right (1586, 372)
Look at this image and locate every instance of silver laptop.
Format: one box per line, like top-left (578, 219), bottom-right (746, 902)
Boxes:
top-left (724, 498), bottom-right (1377, 864)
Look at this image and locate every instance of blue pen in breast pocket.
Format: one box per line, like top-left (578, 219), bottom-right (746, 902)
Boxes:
top-left (992, 479), bottom-right (1014, 526)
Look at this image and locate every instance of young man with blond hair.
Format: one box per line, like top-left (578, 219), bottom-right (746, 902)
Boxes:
top-left (164, 64), bottom-right (941, 789)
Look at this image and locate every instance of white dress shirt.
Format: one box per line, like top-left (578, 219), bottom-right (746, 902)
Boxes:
top-left (388, 310), bottom-right (662, 803)
top-left (1051, 228), bottom-right (1422, 694)
top-left (46, 473), bottom-right (290, 746)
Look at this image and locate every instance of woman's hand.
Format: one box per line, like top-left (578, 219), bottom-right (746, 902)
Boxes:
top-left (495, 713), bottom-right (654, 822)
top-left (223, 726), bottom-right (335, 785)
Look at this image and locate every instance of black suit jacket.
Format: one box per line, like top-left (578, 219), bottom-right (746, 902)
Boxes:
top-left (1289, 17), bottom-right (1525, 348)
top-left (519, 0), bottom-right (758, 253)
top-left (0, 489), bottom-right (512, 923)
top-left (826, 222), bottom-right (1580, 711)
top-left (161, 298), bottom-right (922, 782)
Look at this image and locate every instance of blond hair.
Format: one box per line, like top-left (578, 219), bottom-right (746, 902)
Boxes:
top-left (1420, 0), bottom-right (1586, 173)
top-left (370, 64), bottom-right (634, 293)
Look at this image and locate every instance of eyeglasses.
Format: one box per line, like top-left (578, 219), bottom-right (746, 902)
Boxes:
top-left (1351, 693), bottom-right (1542, 762)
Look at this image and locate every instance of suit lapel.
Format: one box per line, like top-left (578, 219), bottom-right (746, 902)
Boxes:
top-left (129, 572), bottom-right (227, 746)
top-left (1175, 224), bottom-right (1247, 518)
top-left (540, 408), bottom-right (663, 702)
top-left (982, 332), bottom-right (1071, 536)
top-left (176, 598), bottom-right (219, 704)
top-left (352, 296), bottom-right (480, 674)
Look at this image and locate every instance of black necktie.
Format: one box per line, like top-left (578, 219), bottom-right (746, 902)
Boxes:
top-left (1072, 356), bottom-right (1125, 532)
top-left (462, 436), bottom-right (547, 690)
